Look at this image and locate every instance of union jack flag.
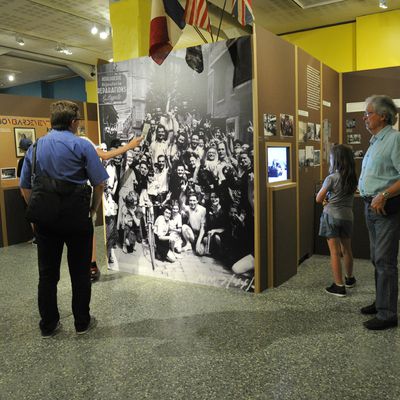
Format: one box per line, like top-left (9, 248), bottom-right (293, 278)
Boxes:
top-left (184, 0), bottom-right (211, 31)
top-left (231, 0), bottom-right (254, 26)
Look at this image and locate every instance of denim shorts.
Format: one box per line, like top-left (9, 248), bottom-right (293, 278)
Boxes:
top-left (319, 212), bottom-right (353, 238)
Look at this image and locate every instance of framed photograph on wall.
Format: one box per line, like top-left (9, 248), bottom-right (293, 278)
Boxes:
top-left (280, 114), bottom-right (294, 137)
top-left (264, 113), bottom-right (277, 137)
top-left (1, 167), bottom-right (17, 180)
top-left (14, 127), bottom-right (36, 157)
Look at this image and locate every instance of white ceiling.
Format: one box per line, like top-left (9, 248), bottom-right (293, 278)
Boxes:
top-left (0, 0), bottom-right (398, 89)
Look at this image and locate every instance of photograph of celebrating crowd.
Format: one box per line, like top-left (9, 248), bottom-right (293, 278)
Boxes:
top-left (98, 38), bottom-right (255, 291)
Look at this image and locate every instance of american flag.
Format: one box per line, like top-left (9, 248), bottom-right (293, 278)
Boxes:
top-left (232, 0), bottom-right (254, 26)
top-left (184, 0), bottom-right (211, 31)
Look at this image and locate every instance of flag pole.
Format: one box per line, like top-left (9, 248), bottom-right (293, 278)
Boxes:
top-left (216, 0), bottom-right (227, 42)
top-left (209, 25), bottom-right (214, 43)
top-left (194, 25), bottom-right (208, 44)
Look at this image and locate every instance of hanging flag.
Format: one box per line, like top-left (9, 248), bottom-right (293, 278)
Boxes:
top-left (185, 45), bottom-right (204, 73)
top-left (184, 0), bottom-right (211, 31)
top-left (149, 0), bottom-right (186, 65)
top-left (231, 0), bottom-right (254, 26)
top-left (227, 36), bottom-right (252, 88)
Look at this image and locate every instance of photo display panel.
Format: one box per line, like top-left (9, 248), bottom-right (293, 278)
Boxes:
top-left (98, 37), bottom-right (255, 291)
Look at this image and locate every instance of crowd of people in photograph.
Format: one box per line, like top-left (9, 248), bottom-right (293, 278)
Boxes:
top-left (103, 103), bottom-right (255, 276)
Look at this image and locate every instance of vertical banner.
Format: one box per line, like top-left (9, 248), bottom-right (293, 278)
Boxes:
top-left (98, 37), bottom-right (254, 291)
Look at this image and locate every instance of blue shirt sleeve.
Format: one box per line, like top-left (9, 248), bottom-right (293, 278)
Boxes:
top-left (80, 139), bottom-right (109, 186)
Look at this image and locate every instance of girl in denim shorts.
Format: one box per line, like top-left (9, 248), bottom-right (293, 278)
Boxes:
top-left (316, 145), bottom-right (358, 297)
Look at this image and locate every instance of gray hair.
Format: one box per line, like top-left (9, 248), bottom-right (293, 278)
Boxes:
top-left (365, 95), bottom-right (398, 126)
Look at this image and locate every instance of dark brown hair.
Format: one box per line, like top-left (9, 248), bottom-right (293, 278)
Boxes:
top-left (329, 144), bottom-right (357, 194)
top-left (50, 100), bottom-right (81, 131)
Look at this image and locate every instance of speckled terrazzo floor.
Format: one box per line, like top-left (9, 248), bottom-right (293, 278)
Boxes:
top-left (1, 228), bottom-right (399, 400)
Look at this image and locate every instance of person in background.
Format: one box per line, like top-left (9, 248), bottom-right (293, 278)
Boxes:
top-left (358, 95), bottom-right (400, 330)
top-left (17, 137), bottom-right (33, 178)
top-left (316, 144), bottom-right (357, 297)
top-left (20, 100), bottom-right (108, 338)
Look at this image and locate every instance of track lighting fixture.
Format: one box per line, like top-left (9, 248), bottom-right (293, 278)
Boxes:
top-left (379, 0), bottom-right (388, 9)
top-left (15, 35), bottom-right (25, 46)
top-left (55, 43), bottom-right (72, 55)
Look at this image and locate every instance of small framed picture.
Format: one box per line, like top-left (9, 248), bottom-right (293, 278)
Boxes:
top-left (1, 167), bottom-right (17, 180)
top-left (14, 127), bottom-right (36, 157)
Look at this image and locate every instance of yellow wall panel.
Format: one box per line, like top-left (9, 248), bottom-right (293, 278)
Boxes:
top-left (282, 23), bottom-right (356, 73)
top-left (110, 0), bottom-right (151, 62)
top-left (85, 80), bottom-right (98, 104)
top-left (356, 10), bottom-right (400, 70)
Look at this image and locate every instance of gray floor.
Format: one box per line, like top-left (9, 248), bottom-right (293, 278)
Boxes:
top-left (1, 228), bottom-right (399, 400)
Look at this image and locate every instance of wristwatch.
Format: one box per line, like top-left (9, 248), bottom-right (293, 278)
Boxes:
top-left (381, 191), bottom-right (390, 200)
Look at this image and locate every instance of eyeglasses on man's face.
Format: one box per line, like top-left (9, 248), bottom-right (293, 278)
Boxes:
top-left (364, 111), bottom-right (376, 117)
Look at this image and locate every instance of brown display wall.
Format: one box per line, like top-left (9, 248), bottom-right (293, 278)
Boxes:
top-left (254, 26), bottom-right (297, 290)
top-left (342, 67), bottom-right (400, 176)
top-left (297, 49), bottom-right (323, 262)
top-left (0, 94), bottom-right (100, 247)
top-left (254, 25), bottom-right (341, 289)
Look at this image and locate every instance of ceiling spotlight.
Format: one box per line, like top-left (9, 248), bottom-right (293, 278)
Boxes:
top-left (8, 74), bottom-right (15, 82)
top-left (91, 25), bottom-right (98, 35)
top-left (15, 35), bottom-right (25, 46)
top-left (55, 43), bottom-right (72, 55)
top-left (108, 58), bottom-right (113, 62)
top-left (99, 28), bottom-right (110, 40)
top-left (379, 0), bottom-right (388, 8)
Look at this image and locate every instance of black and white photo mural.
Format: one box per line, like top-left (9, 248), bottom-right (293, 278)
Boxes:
top-left (98, 36), bottom-right (254, 291)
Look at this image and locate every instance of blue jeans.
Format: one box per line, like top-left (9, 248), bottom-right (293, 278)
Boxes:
top-left (365, 204), bottom-right (400, 320)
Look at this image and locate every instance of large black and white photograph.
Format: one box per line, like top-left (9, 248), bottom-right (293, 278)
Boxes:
top-left (98, 37), bottom-right (254, 292)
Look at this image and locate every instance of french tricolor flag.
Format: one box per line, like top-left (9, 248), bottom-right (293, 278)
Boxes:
top-left (149, 0), bottom-right (186, 65)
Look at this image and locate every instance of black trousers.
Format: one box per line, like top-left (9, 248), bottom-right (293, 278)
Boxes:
top-left (35, 220), bottom-right (93, 333)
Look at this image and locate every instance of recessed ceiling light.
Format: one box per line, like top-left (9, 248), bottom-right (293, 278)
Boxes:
top-left (8, 74), bottom-right (15, 82)
top-left (108, 58), bottom-right (113, 62)
top-left (99, 28), bottom-right (110, 40)
top-left (91, 26), bottom-right (98, 35)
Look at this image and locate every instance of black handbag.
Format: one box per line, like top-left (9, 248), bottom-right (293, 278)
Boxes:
top-left (26, 140), bottom-right (61, 225)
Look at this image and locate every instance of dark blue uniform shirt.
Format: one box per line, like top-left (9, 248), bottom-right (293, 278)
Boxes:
top-left (20, 130), bottom-right (109, 188)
